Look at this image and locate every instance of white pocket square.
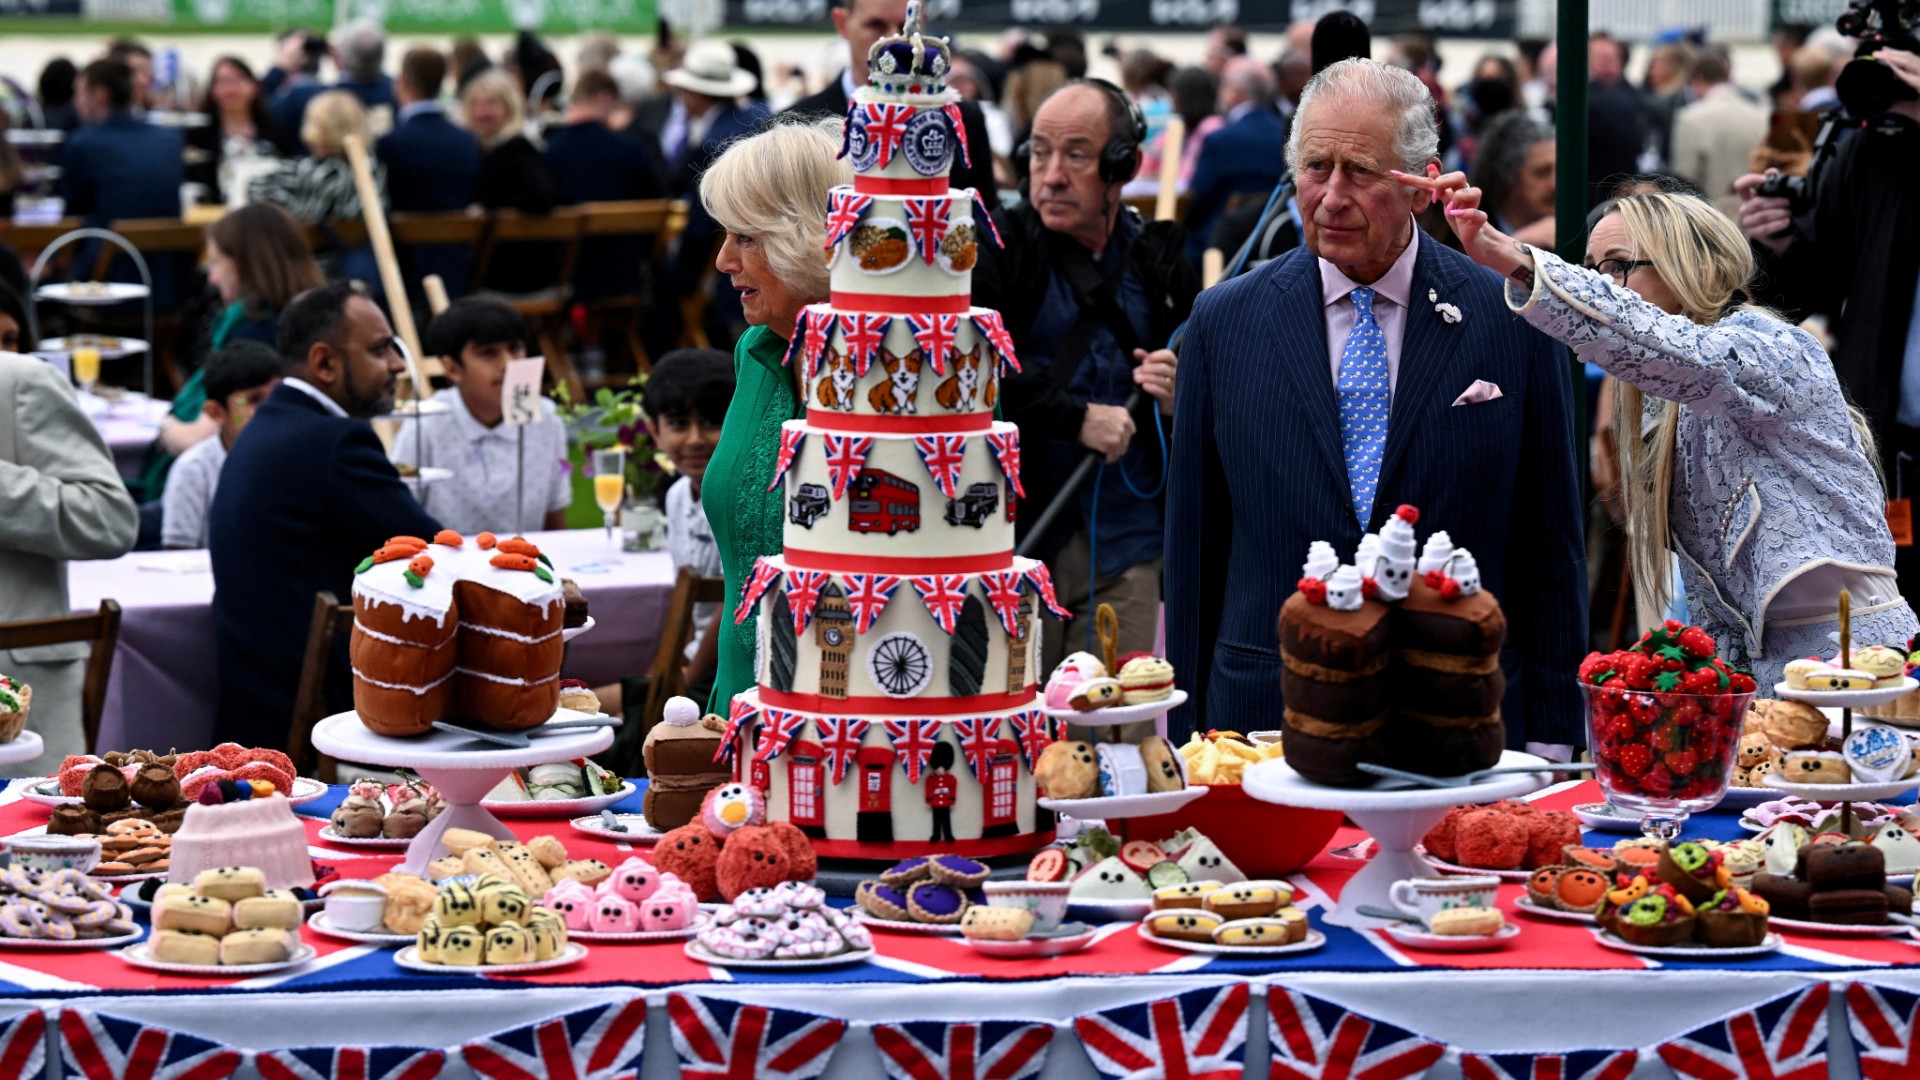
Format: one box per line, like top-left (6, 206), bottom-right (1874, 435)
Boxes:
top-left (1451, 380), bottom-right (1503, 406)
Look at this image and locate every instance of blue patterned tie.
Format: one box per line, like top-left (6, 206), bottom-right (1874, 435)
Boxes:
top-left (1336, 286), bottom-right (1391, 525)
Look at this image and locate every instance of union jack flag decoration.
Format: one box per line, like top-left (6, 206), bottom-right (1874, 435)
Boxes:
top-left (59, 1010), bottom-right (244, 1080)
top-left (910, 574), bottom-right (971, 634)
top-left (0, 1010), bottom-right (44, 1080)
top-left (717, 696), bottom-right (758, 765)
top-left (914, 435), bottom-right (969, 499)
top-left (732, 558), bottom-right (783, 624)
top-left (784, 569), bottom-right (833, 634)
top-left (768, 427), bottom-right (807, 492)
top-left (980, 570), bottom-right (1028, 637)
top-left (754, 709), bottom-right (810, 763)
top-left (943, 104), bottom-right (972, 168)
top-left (951, 716), bottom-right (1003, 779)
top-left (844, 573), bottom-right (903, 634)
top-left (1073, 982), bottom-right (1250, 1080)
top-left (884, 718), bottom-right (942, 782)
top-left (872, 1019), bottom-right (1053, 1080)
top-left (666, 992), bottom-right (846, 1080)
top-left (1266, 987), bottom-right (1445, 1080)
top-left (985, 430), bottom-right (1024, 498)
top-left (1023, 563), bottom-right (1071, 619)
top-left (824, 188), bottom-right (873, 250)
top-left (1009, 710), bottom-right (1052, 769)
top-left (1459, 1051), bottom-right (1637, 1080)
top-left (822, 434), bottom-right (875, 501)
top-left (1848, 982), bottom-right (1920, 1079)
top-left (816, 716), bottom-right (872, 784)
top-left (795, 307), bottom-right (836, 378)
top-left (970, 311), bottom-right (1021, 374)
top-left (904, 198), bottom-right (951, 265)
top-left (258, 1049), bottom-right (446, 1080)
top-left (1658, 983), bottom-right (1831, 1080)
top-left (460, 1002), bottom-right (645, 1080)
top-left (862, 103), bottom-right (914, 168)
top-left (837, 314), bottom-right (891, 377)
top-left (905, 313), bottom-right (961, 375)
top-left (962, 189), bottom-right (1005, 247)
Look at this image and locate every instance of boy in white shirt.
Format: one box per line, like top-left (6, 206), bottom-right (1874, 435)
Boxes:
top-left (395, 299), bottom-right (570, 534)
top-left (161, 342), bottom-right (283, 549)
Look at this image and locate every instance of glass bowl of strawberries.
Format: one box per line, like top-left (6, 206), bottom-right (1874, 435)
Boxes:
top-left (1580, 621), bottom-right (1759, 840)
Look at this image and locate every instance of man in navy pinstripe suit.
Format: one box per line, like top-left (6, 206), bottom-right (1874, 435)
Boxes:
top-left (1164, 59), bottom-right (1587, 751)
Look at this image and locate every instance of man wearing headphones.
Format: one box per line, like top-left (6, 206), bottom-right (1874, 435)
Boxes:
top-left (974, 80), bottom-right (1200, 692)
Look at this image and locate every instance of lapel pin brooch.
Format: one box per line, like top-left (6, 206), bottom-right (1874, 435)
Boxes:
top-left (1427, 288), bottom-right (1437, 302)
top-left (1435, 301), bottom-right (1462, 324)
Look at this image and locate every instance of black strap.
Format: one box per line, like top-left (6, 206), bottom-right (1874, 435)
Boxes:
top-left (1045, 225), bottom-right (1146, 393)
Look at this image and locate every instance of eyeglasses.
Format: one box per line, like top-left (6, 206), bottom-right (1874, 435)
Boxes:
top-left (1585, 257), bottom-right (1654, 285)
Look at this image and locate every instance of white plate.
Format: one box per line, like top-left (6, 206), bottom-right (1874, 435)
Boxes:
top-left (484, 781), bottom-right (636, 819)
top-left (1419, 847), bottom-right (1532, 882)
top-left (305, 910), bottom-right (413, 945)
top-left (854, 911), bottom-right (966, 936)
top-left (36, 282), bottom-right (148, 305)
top-left (1776, 679), bottom-right (1920, 709)
top-left (1041, 689), bottom-right (1188, 728)
top-left (310, 710), bottom-right (613, 772)
top-left (568, 813), bottom-right (663, 843)
top-left (1135, 922), bottom-right (1327, 957)
top-left (1761, 775), bottom-right (1918, 802)
top-left (1512, 895), bottom-right (1598, 924)
top-left (394, 941), bottom-right (587, 974)
top-left (1067, 896), bottom-right (1152, 921)
top-left (316, 826), bottom-right (415, 849)
top-left (1243, 750), bottom-right (1553, 812)
top-left (396, 467), bottom-right (453, 488)
top-left (35, 336), bottom-right (148, 359)
top-left (118, 941), bottom-right (317, 975)
top-left (1380, 921), bottom-right (1521, 951)
top-left (0, 926), bottom-right (143, 950)
top-left (962, 925), bottom-right (1098, 958)
top-left (283, 777), bottom-right (328, 806)
top-left (683, 940), bottom-right (875, 970)
top-left (1591, 928), bottom-right (1781, 959)
top-left (1766, 914), bottom-right (1911, 937)
top-left (1571, 801), bottom-right (1651, 833)
top-left (20, 775), bottom-right (326, 808)
top-left (561, 616), bottom-right (595, 643)
top-left (571, 912), bottom-right (708, 943)
top-left (0, 731), bottom-right (43, 769)
top-left (1039, 785), bottom-right (1207, 820)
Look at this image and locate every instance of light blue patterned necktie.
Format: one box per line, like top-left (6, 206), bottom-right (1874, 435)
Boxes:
top-left (1336, 286), bottom-right (1391, 525)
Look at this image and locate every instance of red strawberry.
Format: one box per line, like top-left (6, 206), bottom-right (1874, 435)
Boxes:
top-left (1651, 723), bottom-right (1679, 752)
top-left (1664, 747), bottom-right (1699, 776)
top-left (1617, 744), bottom-right (1654, 778)
top-left (1681, 668), bottom-right (1722, 695)
top-left (1676, 625), bottom-right (1716, 659)
top-left (1640, 764), bottom-right (1676, 795)
top-left (1729, 671), bottom-right (1757, 694)
top-left (1579, 652), bottom-right (1613, 683)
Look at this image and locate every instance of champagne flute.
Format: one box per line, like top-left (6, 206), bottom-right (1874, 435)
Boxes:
top-left (591, 448), bottom-right (627, 549)
top-left (72, 343), bottom-right (101, 399)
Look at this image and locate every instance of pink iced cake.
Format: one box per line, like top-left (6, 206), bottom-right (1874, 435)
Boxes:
top-left (165, 795), bottom-right (315, 891)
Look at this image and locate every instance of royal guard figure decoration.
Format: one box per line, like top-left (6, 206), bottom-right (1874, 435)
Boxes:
top-left (925, 741), bottom-right (958, 842)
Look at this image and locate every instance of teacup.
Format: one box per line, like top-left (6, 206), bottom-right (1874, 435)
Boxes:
top-left (982, 880), bottom-right (1071, 933)
top-left (1389, 875), bottom-right (1499, 927)
top-left (8, 835), bottom-right (99, 875)
top-left (320, 879), bottom-right (389, 932)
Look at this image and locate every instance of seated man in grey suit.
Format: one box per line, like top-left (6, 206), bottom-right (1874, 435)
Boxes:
top-left (1164, 59), bottom-right (1587, 754)
top-left (0, 342), bottom-right (139, 770)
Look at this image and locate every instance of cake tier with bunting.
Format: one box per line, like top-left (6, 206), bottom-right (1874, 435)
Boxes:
top-left (789, 307), bottom-right (1016, 435)
top-left (826, 186), bottom-right (999, 310)
top-left (725, 695), bottom-right (1055, 859)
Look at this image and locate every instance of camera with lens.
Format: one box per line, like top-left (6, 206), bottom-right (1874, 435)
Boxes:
top-left (1835, 0), bottom-right (1920, 118)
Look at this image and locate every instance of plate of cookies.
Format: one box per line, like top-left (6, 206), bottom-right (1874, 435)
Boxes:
top-left (120, 940), bottom-right (317, 975)
top-left (0, 867), bottom-right (141, 948)
top-left (395, 941), bottom-right (588, 975)
top-left (1136, 918), bottom-right (1325, 956)
top-left (83, 820), bottom-right (172, 879)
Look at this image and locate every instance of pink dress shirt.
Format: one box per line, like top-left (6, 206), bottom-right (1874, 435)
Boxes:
top-left (1321, 223), bottom-right (1423, 395)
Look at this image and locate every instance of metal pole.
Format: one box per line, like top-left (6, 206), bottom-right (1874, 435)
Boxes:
top-left (1556, 0), bottom-right (1590, 498)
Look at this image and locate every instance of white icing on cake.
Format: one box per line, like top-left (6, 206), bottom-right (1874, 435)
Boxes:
top-left (828, 188), bottom-right (976, 301)
top-left (351, 538), bottom-right (564, 624)
top-left (166, 795), bottom-right (315, 892)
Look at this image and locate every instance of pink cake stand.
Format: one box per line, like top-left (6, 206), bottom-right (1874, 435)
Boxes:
top-left (310, 710), bottom-right (613, 877)
top-left (1241, 749), bottom-right (1551, 929)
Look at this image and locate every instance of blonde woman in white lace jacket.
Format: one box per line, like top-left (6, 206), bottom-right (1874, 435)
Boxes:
top-left (1397, 171), bottom-right (1917, 687)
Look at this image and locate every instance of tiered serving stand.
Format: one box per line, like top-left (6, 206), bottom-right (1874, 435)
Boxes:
top-left (1037, 690), bottom-right (1206, 819)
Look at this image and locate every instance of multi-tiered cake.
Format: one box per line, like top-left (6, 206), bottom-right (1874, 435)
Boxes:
top-left (726, 5), bottom-right (1063, 860)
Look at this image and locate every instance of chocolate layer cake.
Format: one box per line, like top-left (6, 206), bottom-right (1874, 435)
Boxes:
top-left (642, 698), bottom-right (728, 830)
top-left (1278, 559), bottom-right (1394, 785)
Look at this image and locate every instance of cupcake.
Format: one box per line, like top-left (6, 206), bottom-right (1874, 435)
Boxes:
top-left (1612, 893), bottom-right (1695, 946)
top-left (927, 854), bottom-right (990, 889)
top-left (1657, 842), bottom-right (1726, 903)
top-left (0, 677), bottom-right (28, 743)
top-left (1694, 887), bottom-right (1769, 947)
top-left (855, 881), bottom-right (911, 921)
top-left (906, 881), bottom-right (968, 924)
top-left (1116, 656), bottom-right (1175, 705)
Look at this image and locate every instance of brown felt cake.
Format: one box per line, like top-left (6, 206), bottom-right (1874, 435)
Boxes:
top-left (1279, 543), bottom-right (1392, 786)
top-left (351, 532), bottom-right (565, 735)
top-left (642, 697), bottom-right (729, 830)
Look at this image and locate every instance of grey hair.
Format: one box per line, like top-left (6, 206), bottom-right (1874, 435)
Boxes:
top-left (334, 19), bottom-right (385, 79)
top-left (1285, 58), bottom-right (1439, 174)
top-left (699, 117), bottom-right (852, 307)
top-left (1470, 110), bottom-right (1553, 223)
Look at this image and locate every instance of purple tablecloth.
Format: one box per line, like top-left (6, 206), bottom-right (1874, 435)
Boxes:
top-left (79, 393), bottom-right (169, 482)
top-left (66, 530), bottom-right (676, 752)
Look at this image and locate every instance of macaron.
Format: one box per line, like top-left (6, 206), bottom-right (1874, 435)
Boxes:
top-left (1117, 656), bottom-right (1176, 705)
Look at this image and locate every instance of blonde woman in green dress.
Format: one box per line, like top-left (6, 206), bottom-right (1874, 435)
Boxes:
top-left (700, 118), bottom-right (853, 715)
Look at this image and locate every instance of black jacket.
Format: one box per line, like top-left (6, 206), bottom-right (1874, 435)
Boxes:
top-left (785, 76), bottom-right (997, 202)
top-left (973, 202), bottom-right (1199, 554)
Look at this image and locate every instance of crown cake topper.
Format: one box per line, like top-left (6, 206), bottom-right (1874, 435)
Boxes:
top-left (868, 0), bottom-right (951, 89)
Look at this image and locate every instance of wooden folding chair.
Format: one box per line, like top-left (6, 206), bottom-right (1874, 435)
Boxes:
top-left (637, 567), bottom-right (726, 747)
top-left (93, 218), bottom-right (209, 393)
top-left (390, 211), bottom-right (485, 306)
top-left (576, 199), bottom-right (673, 376)
top-left (472, 208), bottom-right (586, 400)
top-left (0, 600), bottom-right (122, 755)
top-left (286, 591), bottom-right (355, 783)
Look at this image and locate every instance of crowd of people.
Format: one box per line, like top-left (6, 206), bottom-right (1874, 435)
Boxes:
top-left (2, 3), bottom-right (1920, 773)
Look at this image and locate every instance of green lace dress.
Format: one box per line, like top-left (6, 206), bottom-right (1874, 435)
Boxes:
top-left (705, 323), bottom-right (805, 716)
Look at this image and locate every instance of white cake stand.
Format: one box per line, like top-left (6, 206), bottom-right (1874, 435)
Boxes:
top-left (0, 731), bottom-right (43, 769)
top-left (310, 711), bottom-right (613, 876)
top-left (1241, 749), bottom-right (1552, 929)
